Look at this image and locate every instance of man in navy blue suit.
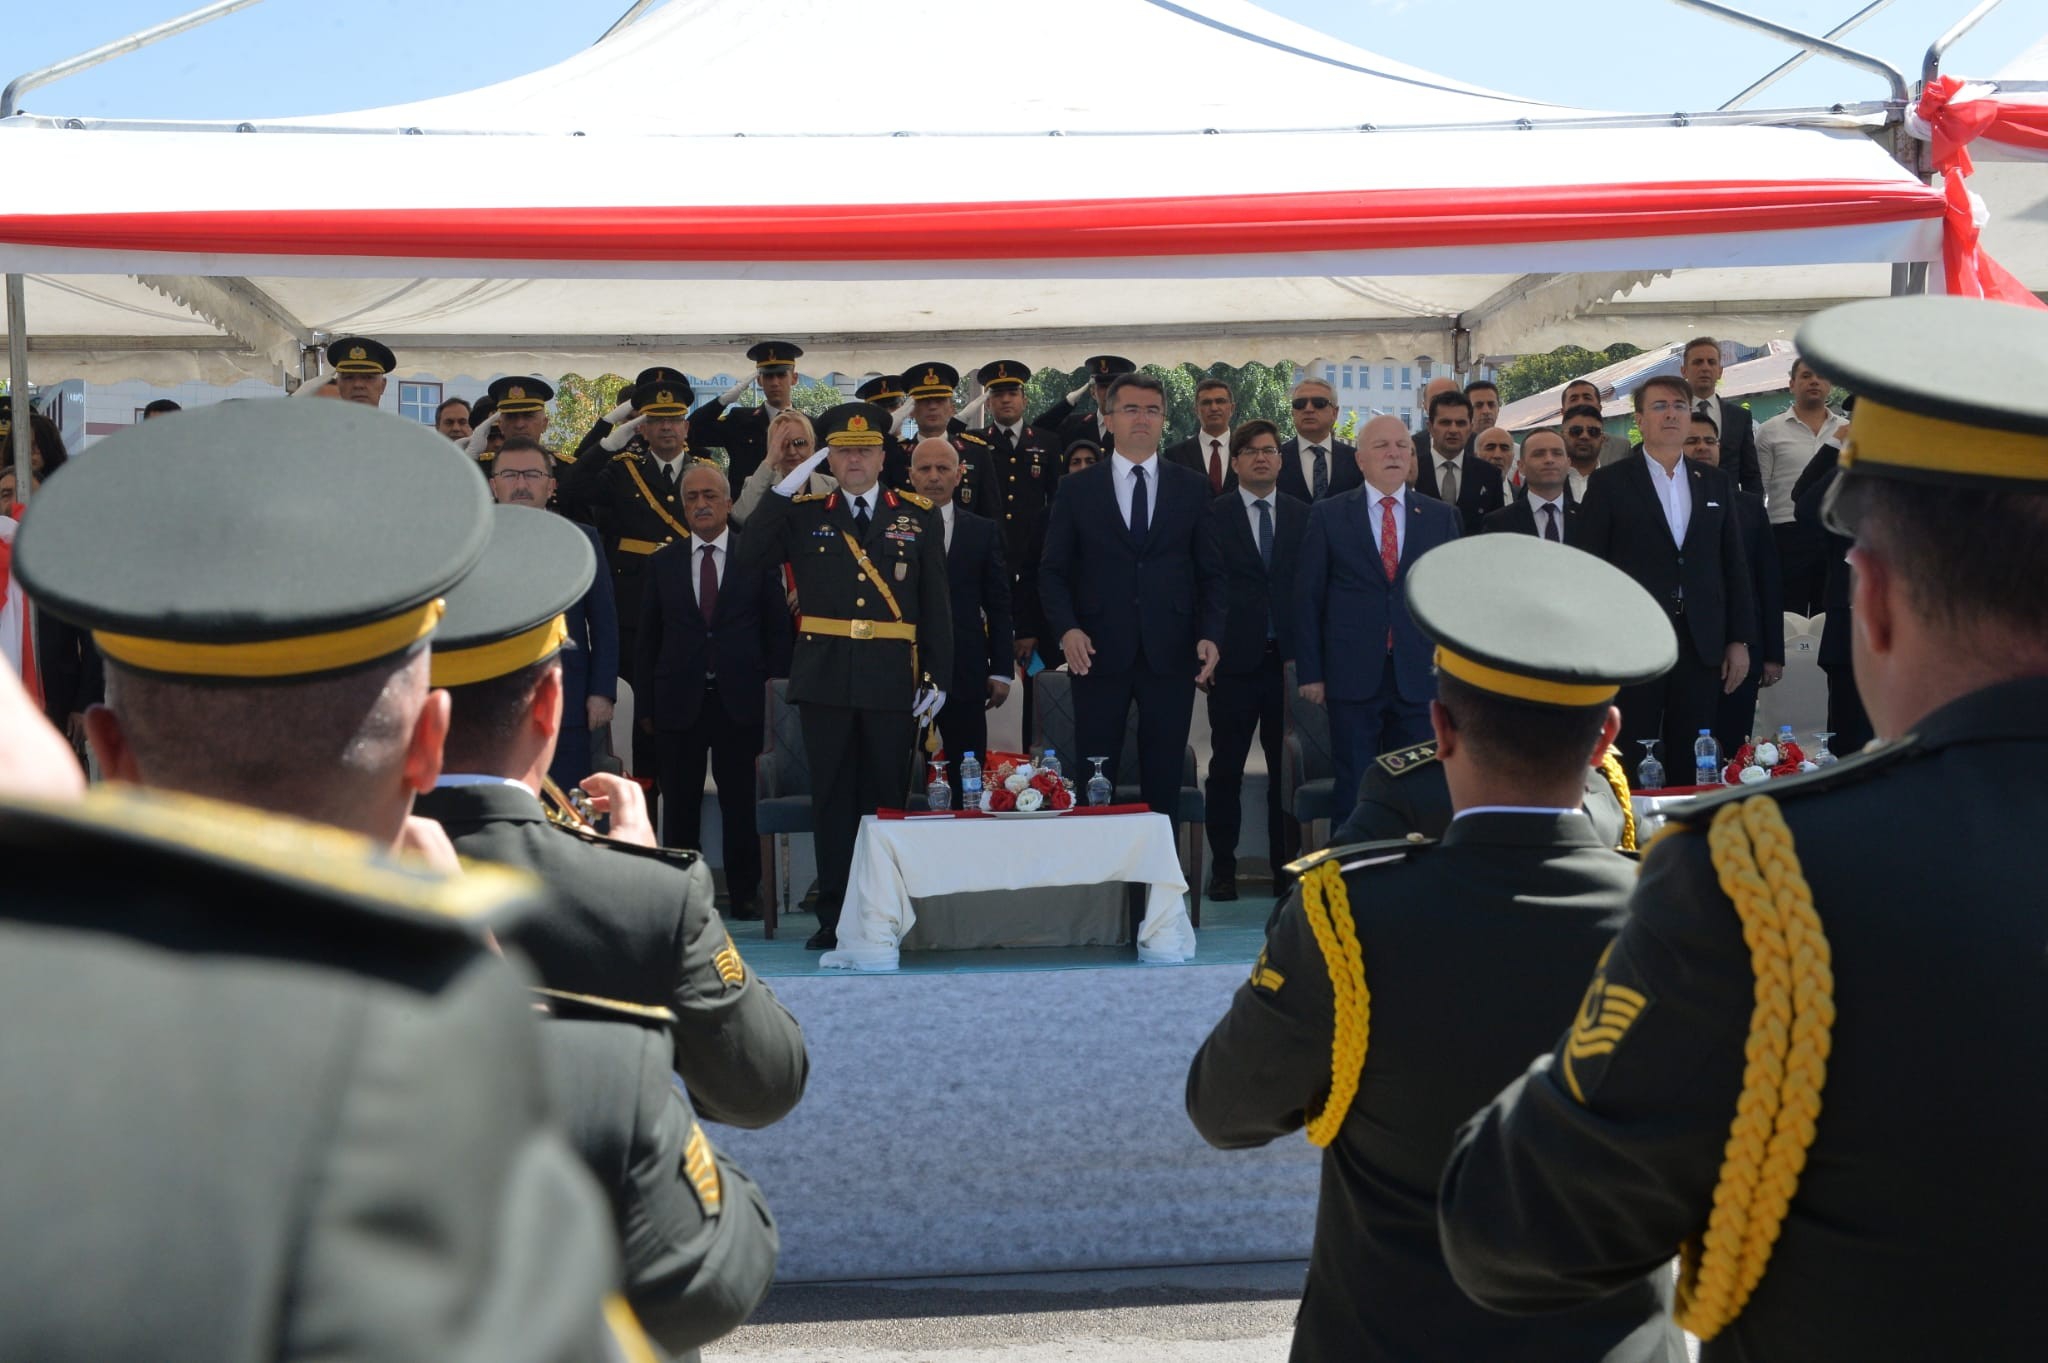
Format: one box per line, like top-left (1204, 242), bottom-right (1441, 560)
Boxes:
top-left (488, 437), bottom-right (619, 794)
top-left (1040, 372), bottom-right (1227, 817)
top-left (1414, 390), bottom-right (1507, 534)
top-left (637, 464), bottom-right (793, 919)
top-left (909, 438), bottom-right (1015, 768)
top-left (1202, 420), bottom-right (1308, 900)
top-left (1297, 415), bottom-right (1463, 817)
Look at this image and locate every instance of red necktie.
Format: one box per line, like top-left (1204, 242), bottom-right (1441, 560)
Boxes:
top-left (1207, 438), bottom-right (1224, 492)
top-left (1380, 495), bottom-right (1400, 649)
top-left (698, 543), bottom-right (719, 624)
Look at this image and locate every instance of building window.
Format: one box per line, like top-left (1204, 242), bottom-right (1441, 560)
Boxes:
top-left (1381, 365), bottom-right (1393, 389)
top-left (398, 381), bottom-right (443, 425)
top-left (1400, 408), bottom-right (1413, 426)
top-left (1400, 366), bottom-right (1413, 389)
top-left (1323, 364), bottom-right (1337, 386)
top-left (1418, 360), bottom-right (1434, 381)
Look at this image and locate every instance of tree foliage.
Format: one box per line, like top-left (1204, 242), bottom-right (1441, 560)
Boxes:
top-left (1017, 359), bottom-right (1305, 446)
top-left (543, 372), bottom-right (840, 472)
top-left (1494, 343), bottom-right (1644, 405)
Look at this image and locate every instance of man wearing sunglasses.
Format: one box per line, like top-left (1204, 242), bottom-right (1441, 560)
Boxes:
top-left (1277, 378), bottom-right (1360, 503)
top-left (1560, 403), bottom-right (1608, 501)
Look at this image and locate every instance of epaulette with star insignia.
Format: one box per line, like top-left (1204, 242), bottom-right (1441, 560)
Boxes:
top-left (893, 488), bottom-right (935, 510)
top-left (1282, 835), bottom-right (1435, 880)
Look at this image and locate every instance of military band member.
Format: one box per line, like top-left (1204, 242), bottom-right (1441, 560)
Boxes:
top-left (318, 334), bottom-right (397, 407)
top-left (902, 361), bottom-right (997, 515)
top-left (1188, 533), bottom-right (1685, 1363)
top-left (1328, 736), bottom-right (1636, 853)
top-left (538, 993), bottom-right (780, 1361)
top-left (467, 374), bottom-right (559, 470)
top-left (1439, 295), bottom-right (2048, 1362)
top-left (415, 505), bottom-right (809, 1129)
top-left (737, 402), bottom-right (952, 950)
top-left (8, 399), bottom-right (645, 1360)
top-left (691, 340), bottom-right (805, 484)
top-left (975, 359), bottom-right (1060, 681)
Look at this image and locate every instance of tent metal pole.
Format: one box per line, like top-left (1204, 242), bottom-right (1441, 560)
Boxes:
top-left (1668, 0), bottom-right (1909, 104)
top-left (2, 0), bottom-right (269, 119)
top-left (596, 0), bottom-right (663, 44)
top-left (1923, 0), bottom-right (2006, 88)
top-left (1718, 0), bottom-right (1894, 110)
top-left (6, 275), bottom-right (30, 514)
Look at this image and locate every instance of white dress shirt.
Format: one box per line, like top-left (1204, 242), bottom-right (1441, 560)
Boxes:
top-left (1365, 484), bottom-right (1408, 561)
top-left (652, 451), bottom-right (688, 486)
top-left (1567, 467), bottom-right (1592, 502)
top-left (688, 528), bottom-right (730, 608)
top-left (1692, 393), bottom-right (1722, 433)
top-left (1237, 485), bottom-right (1278, 546)
top-left (1525, 490), bottom-right (1569, 541)
top-left (939, 500), bottom-right (956, 553)
top-left (1644, 452), bottom-right (1692, 546)
top-left (1755, 406), bottom-right (1847, 524)
top-left (993, 422), bottom-right (1024, 447)
top-left (1296, 441), bottom-right (1333, 493)
top-left (1112, 453), bottom-right (1161, 529)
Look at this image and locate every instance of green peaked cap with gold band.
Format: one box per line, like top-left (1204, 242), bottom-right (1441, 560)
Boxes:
top-left (1406, 535), bottom-right (1676, 707)
top-left (15, 400), bottom-right (491, 681)
top-left (1797, 295), bottom-right (2048, 497)
top-left (429, 505), bottom-right (596, 688)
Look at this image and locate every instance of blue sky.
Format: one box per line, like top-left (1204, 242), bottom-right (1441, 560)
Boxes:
top-left (7, 0), bottom-right (2040, 123)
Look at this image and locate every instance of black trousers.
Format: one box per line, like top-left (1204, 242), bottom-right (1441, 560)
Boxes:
top-left (619, 624), bottom-right (659, 791)
top-left (1774, 521), bottom-right (1828, 618)
top-left (1823, 662), bottom-right (1875, 755)
top-left (1713, 658), bottom-right (1765, 762)
top-left (1074, 664), bottom-right (1194, 817)
top-left (1205, 645), bottom-right (1298, 875)
top-left (654, 682), bottom-right (763, 907)
top-left (1618, 641), bottom-right (1725, 785)
top-left (935, 682), bottom-right (989, 773)
top-left (798, 701), bottom-right (914, 931)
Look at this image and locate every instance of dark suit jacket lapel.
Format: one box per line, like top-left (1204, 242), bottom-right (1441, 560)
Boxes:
top-left (1397, 489), bottom-right (1429, 573)
top-left (1141, 459), bottom-right (1174, 551)
top-left (1681, 463), bottom-right (1714, 551)
top-left (1225, 493), bottom-right (1265, 575)
top-left (1621, 454), bottom-right (1665, 527)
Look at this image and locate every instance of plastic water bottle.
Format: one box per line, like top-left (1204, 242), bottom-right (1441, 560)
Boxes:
top-left (1694, 730), bottom-right (1723, 786)
top-left (959, 752), bottom-right (983, 806)
top-left (1041, 748), bottom-right (1063, 779)
top-left (1777, 724), bottom-right (1796, 750)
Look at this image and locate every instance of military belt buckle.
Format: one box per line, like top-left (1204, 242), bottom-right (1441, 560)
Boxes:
top-left (851, 619), bottom-right (874, 640)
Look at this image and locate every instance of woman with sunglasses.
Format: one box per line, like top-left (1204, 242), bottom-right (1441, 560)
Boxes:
top-left (734, 410), bottom-right (833, 525)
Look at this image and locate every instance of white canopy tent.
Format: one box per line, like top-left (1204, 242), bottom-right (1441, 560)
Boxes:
top-left (0, 0), bottom-right (1967, 389)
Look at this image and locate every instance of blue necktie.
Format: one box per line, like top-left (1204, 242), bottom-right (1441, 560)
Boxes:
top-left (1310, 446), bottom-right (1328, 499)
top-left (1255, 498), bottom-right (1273, 566)
top-left (1129, 465), bottom-right (1149, 544)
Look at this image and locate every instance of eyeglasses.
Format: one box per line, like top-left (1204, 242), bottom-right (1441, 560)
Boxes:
top-left (1565, 425), bottom-right (1602, 436)
top-left (1241, 445), bottom-right (1282, 458)
top-left (1291, 397), bottom-right (1332, 411)
top-left (1115, 404), bottom-right (1165, 418)
top-left (492, 468), bottom-right (551, 482)
top-left (783, 438), bottom-right (813, 450)
top-left (1640, 399), bottom-right (1690, 414)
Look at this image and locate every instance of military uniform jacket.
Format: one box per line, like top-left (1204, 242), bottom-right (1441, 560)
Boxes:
top-left (540, 1010), bottom-right (778, 1358)
top-left (736, 484), bottom-right (952, 711)
top-left (556, 434), bottom-right (697, 642)
top-left (1187, 814), bottom-right (1684, 1363)
top-left (978, 420), bottom-right (1062, 639)
top-left (686, 398), bottom-right (781, 485)
top-left (1439, 679), bottom-right (2048, 1362)
top-left (1329, 739), bottom-right (1629, 850)
top-left (904, 429), bottom-right (1001, 521)
top-left (414, 782), bottom-right (809, 1129)
top-left (0, 787), bottom-right (630, 1363)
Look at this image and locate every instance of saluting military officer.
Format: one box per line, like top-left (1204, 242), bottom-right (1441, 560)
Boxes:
top-left (1034, 353), bottom-right (1137, 455)
top-left (319, 334), bottom-right (397, 406)
top-left (855, 373), bottom-right (913, 483)
top-left (414, 505), bottom-right (809, 1131)
top-left (1439, 296), bottom-right (2048, 1361)
top-left (1329, 733), bottom-right (1636, 853)
top-left (975, 359), bottom-right (1062, 678)
top-left (537, 992), bottom-right (780, 1361)
top-left (1187, 532), bottom-right (1685, 1363)
top-left (7, 400), bottom-right (646, 1361)
top-left (691, 340), bottom-right (806, 484)
top-left (555, 366), bottom-right (699, 704)
top-left (467, 374), bottom-right (561, 470)
top-left (901, 360), bottom-right (999, 516)
top-left (737, 401), bottom-right (952, 950)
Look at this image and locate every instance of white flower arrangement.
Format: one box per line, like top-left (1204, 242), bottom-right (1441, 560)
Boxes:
top-left (1014, 787), bottom-right (1045, 812)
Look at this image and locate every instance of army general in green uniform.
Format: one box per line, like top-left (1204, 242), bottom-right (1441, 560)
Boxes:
top-left (1187, 533), bottom-right (1686, 1362)
top-left (738, 401), bottom-right (952, 949)
top-left (1439, 295), bottom-right (2048, 1361)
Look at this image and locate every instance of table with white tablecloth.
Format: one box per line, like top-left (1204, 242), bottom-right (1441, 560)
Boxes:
top-left (819, 810), bottom-right (1199, 972)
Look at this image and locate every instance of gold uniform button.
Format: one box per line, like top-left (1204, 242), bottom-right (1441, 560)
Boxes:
top-left (856, 597), bottom-right (867, 606)
top-left (857, 573), bottom-right (867, 583)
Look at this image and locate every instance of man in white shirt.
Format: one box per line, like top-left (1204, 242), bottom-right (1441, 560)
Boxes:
top-left (1753, 357), bottom-right (1845, 613)
top-left (1561, 403), bottom-right (1606, 500)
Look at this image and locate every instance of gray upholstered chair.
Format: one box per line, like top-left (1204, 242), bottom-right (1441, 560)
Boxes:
top-left (754, 678), bottom-right (811, 939)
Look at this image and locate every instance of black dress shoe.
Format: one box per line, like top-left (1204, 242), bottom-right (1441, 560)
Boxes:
top-left (1206, 874), bottom-right (1239, 901)
top-left (804, 928), bottom-right (837, 950)
top-left (727, 899), bottom-right (763, 922)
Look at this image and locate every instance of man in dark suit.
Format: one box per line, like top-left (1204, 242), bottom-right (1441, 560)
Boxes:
top-left (1686, 412), bottom-right (1784, 758)
top-left (488, 437), bottom-right (621, 793)
top-left (1791, 409), bottom-right (1872, 752)
top-left (637, 464), bottom-right (794, 920)
top-left (1278, 377), bottom-right (1361, 503)
top-left (1040, 372), bottom-right (1226, 816)
top-left (1415, 389), bottom-right (1506, 534)
top-left (908, 437), bottom-right (1015, 768)
top-left (1680, 335), bottom-right (1763, 494)
top-left (1481, 428), bottom-right (1577, 543)
top-left (1297, 414), bottom-right (1463, 820)
top-left (1200, 420), bottom-right (1307, 901)
top-left (1574, 375), bottom-right (1755, 780)
top-left (1162, 377), bottom-right (1236, 493)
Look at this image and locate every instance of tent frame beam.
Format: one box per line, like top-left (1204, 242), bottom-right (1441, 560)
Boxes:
top-left (1668, 0), bottom-right (1909, 105)
top-left (1719, 0), bottom-right (1894, 111)
top-left (2, 0), bottom-right (268, 119)
top-left (1923, 0), bottom-right (2006, 88)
